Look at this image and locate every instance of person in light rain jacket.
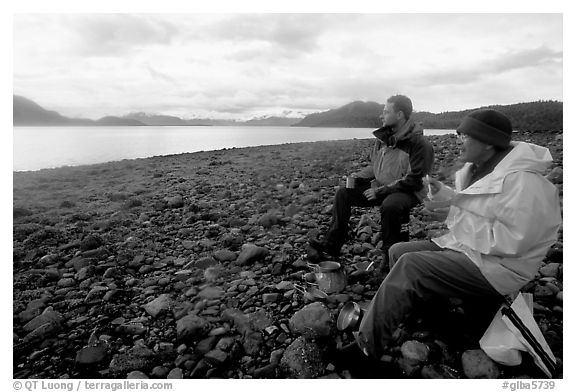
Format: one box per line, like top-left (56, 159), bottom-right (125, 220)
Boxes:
top-left (333, 109), bottom-right (562, 370)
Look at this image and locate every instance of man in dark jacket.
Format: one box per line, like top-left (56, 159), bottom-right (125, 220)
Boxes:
top-left (309, 95), bottom-right (435, 269)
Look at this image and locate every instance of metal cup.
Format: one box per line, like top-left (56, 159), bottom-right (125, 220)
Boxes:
top-left (346, 176), bottom-right (356, 189)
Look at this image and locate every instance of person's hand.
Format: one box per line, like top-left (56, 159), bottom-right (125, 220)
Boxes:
top-left (363, 188), bottom-right (378, 201)
top-left (423, 198), bottom-right (451, 211)
top-left (422, 206), bottom-right (450, 222)
top-left (427, 177), bottom-right (443, 195)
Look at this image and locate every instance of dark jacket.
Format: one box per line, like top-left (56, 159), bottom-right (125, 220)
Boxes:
top-left (372, 119), bottom-right (435, 200)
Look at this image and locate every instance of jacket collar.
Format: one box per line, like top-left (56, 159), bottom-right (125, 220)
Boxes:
top-left (456, 142), bottom-right (553, 195)
top-left (372, 118), bottom-right (421, 147)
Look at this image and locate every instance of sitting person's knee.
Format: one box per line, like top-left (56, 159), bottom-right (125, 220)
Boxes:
top-left (389, 242), bottom-right (412, 268)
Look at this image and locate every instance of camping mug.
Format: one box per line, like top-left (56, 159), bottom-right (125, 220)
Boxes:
top-left (346, 176), bottom-right (356, 189)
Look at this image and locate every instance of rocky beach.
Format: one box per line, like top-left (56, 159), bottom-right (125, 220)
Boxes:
top-left (13, 131), bottom-right (563, 379)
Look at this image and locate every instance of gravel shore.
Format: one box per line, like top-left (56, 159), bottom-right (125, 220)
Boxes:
top-left (13, 130), bottom-right (563, 379)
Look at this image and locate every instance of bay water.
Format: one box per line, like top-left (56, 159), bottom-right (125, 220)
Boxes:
top-left (13, 126), bottom-right (454, 172)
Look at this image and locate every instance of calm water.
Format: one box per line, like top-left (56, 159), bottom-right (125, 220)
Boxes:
top-left (13, 126), bottom-right (455, 172)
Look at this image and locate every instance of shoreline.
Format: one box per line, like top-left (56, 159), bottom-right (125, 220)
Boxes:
top-left (12, 132), bottom-right (563, 379)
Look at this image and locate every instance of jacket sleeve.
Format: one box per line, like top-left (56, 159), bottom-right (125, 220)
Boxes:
top-left (354, 141), bottom-right (379, 179)
top-left (380, 137), bottom-right (435, 195)
top-left (454, 172), bottom-right (561, 256)
top-left (354, 166), bottom-right (375, 179)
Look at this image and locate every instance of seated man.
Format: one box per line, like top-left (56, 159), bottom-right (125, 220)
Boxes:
top-left (309, 95), bottom-right (434, 266)
top-left (336, 109), bottom-right (562, 368)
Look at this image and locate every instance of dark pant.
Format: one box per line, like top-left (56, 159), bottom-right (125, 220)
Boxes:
top-left (324, 185), bottom-right (419, 252)
top-left (356, 240), bottom-right (504, 359)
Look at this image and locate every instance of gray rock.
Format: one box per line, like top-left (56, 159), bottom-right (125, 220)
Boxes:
top-left (195, 256), bottom-right (218, 270)
top-left (279, 336), bottom-right (324, 378)
top-left (126, 371), bottom-right (149, 379)
top-left (75, 345), bottom-right (107, 365)
top-left (245, 310), bottom-right (271, 332)
top-left (176, 314), bottom-right (208, 341)
top-left (103, 267), bottom-right (122, 279)
top-left (182, 240), bottom-right (195, 250)
top-left (421, 364), bottom-right (459, 379)
top-left (118, 323), bottom-right (147, 336)
top-left (18, 299), bottom-right (46, 324)
top-left (213, 249), bottom-right (237, 262)
top-left (534, 285), bottom-right (556, 300)
top-left (204, 349), bottom-right (229, 366)
top-left (195, 335), bottom-right (218, 355)
top-left (243, 330), bottom-right (264, 356)
top-left (221, 233), bottom-right (245, 250)
top-left (109, 344), bottom-right (157, 377)
top-left (222, 308), bottom-right (251, 335)
top-left (301, 194), bottom-right (319, 205)
top-left (198, 286), bottom-right (225, 300)
top-left (57, 278), bottom-right (76, 287)
top-left (21, 322), bottom-right (62, 346)
top-left (167, 368), bottom-right (184, 379)
top-left (540, 263), bottom-right (560, 278)
top-left (546, 167), bottom-right (563, 184)
top-left (80, 234), bottom-right (103, 251)
top-left (401, 340), bottom-right (430, 363)
top-left (258, 212), bottom-right (280, 228)
top-left (289, 302), bottom-right (332, 338)
top-left (203, 266), bottom-right (224, 282)
top-left (166, 195), bottom-right (184, 208)
top-left (84, 286), bottom-right (109, 303)
top-left (143, 294), bottom-right (173, 318)
top-left (23, 309), bottom-right (63, 333)
top-left (262, 293), bottom-right (280, 304)
top-left (235, 243), bottom-right (269, 266)
top-left (461, 349), bottom-right (500, 379)
top-left (150, 366), bottom-right (170, 378)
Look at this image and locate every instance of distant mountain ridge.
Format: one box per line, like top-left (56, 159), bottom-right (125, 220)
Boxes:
top-left (13, 95), bottom-right (562, 131)
top-left (294, 101), bottom-right (384, 128)
top-left (293, 100), bottom-right (563, 131)
top-left (13, 95), bottom-right (145, 126)
top-left (13, 96), bottom-right (302, 127)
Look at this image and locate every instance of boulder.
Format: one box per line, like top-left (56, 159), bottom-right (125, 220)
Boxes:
top-left (166, 195), bottom-right (184, 208)
top-left (258, 212), bottom-right (280, 228)
top-left (75, 345), bottom-right (108, 366)
top-left (80, 234), bottom-right (103, 251)
top-left (213, 249), bottom-right (237, 262)
top-left (400, 340), bottom-right (430, 364)
top-left (23, 309), bottom-right (63, 333)
top-left (176, 315), bottom-right (208, 341)
top-left (540, 263), bottom-right (560, 278)
top-left (143, 294), bottom-right (173, 318)
top-left (235, 243), bottom-right (269, 266)
top-left (108, 344), bottom-right (157, 377)
top-left (289, 302), bottom-right (332, 338)
top-left (461, 349), bottom-right (500, 379)
top-left (279, 337), bottom-right (324, 378)
top-left (195, 256), bottom-right (218, 270)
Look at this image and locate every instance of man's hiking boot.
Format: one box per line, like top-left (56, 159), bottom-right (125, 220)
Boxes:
top-left (308, 238), bottom-right (340, 258)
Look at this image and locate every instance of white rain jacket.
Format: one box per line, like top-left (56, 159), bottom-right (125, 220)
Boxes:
top-left (433, 142), bottom-right (562, 295)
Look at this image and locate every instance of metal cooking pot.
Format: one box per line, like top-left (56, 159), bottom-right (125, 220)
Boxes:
top-left (308, 261), bottom-right (347, 293)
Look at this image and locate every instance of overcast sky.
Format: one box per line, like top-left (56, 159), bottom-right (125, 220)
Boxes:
top-left (13, 13), bottom-right (563, 120)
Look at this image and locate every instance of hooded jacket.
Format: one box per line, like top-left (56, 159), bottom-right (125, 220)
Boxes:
top-left (356, 118), bottom-right (435, 200)
top-left (433, 141), bottom-right (562, 295)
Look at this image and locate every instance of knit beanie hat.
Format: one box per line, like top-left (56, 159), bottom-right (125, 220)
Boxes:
top-left (457, 109), bottom-right (512, 149)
